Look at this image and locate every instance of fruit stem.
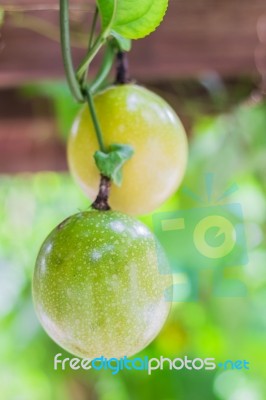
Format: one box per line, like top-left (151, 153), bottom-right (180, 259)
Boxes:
top-left (92, 175), bottom-right (111, 211)
top-left (115, 52), bottom-right (131, 84)
top-left (84, 88), bottom-right (106, 153)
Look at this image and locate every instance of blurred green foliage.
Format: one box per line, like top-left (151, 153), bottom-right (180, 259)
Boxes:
top-left (22, 82), bottom-right (81, 140)
top-left (0, 86), bottom-right (266, 400)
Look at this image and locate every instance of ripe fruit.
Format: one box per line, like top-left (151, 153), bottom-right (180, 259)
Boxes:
top-left (68, 84), bottom-right (188, 215)
top-left (33, 210), bottom-right (172, 358)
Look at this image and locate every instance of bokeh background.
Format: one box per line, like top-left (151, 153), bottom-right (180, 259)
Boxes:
top-left (1, 1), bottom-right (266, 399)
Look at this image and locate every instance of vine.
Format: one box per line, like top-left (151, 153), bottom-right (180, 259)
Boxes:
top-left (59, 0), bottom-right (169, 208)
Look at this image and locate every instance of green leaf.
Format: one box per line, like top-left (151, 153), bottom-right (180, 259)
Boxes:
top-left (110, 31), bottom-right (132, 52)
top-left (94, 144), bottom-right (134, 186)
top-left (115, 0), bottom-right (169, 39)
top-left (97, 0), bottom-right (168, 39)
top-left (97, 0), bottom-right (152, 30)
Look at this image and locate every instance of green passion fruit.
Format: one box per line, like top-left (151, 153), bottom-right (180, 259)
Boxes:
top-left (33, 210), bottom-right (172, 358)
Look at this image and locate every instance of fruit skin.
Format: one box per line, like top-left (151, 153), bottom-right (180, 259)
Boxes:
top-left (33, 210), bottom-right (172, 359)
top-left (68, 84), bottom-right (188, 215)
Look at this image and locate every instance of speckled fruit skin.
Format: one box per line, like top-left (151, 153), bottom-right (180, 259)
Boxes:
top-left (68, 84), bottom-right (188, 216)
top-left (33, 210), bottom-right (172, 359)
